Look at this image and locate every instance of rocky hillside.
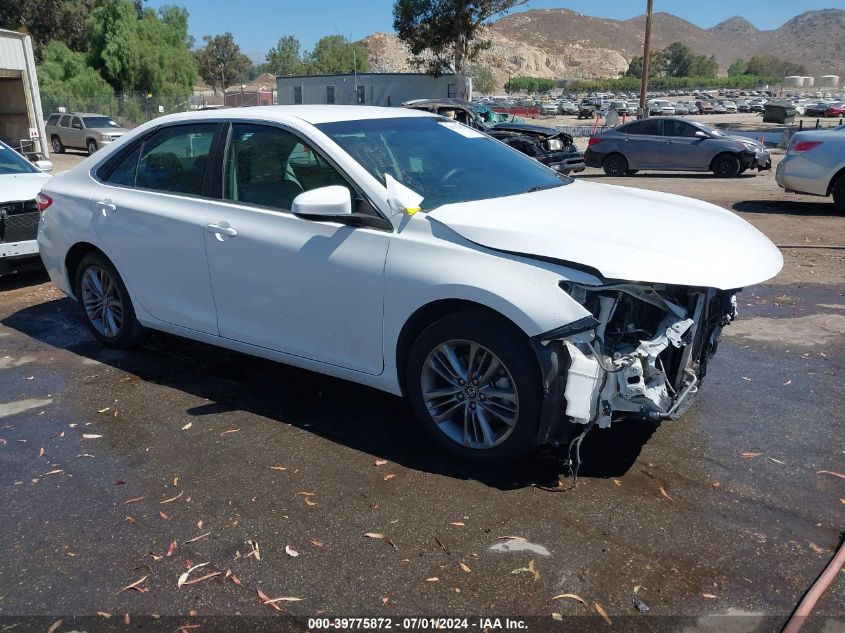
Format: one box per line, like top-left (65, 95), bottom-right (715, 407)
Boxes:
top-left (364, 8), bottom-right (845, 91)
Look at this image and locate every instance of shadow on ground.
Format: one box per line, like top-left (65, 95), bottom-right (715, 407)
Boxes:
top-left (733, 199), bottom-right (839, 216)
top-left (576, 172), bottom-right (759, 180)
top-left (2, 296), bottom-right (656, 490)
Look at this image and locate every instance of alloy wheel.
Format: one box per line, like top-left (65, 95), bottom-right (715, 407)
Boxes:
top-left (420, 339), bottom-right (519, 450)
top-left (80, 266), bottom-right (124, 338)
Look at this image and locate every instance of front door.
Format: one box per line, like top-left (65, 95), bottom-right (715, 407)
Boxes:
top-left (661, 120), bottom-right (709, 170)
top-left (91, 122), bottom-right (220, 335)
top-left (203, 122), bottom-right (390, 375)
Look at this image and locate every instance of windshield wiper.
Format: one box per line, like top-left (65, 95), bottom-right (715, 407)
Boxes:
top-left (525, 182), bottom-right (563, 193)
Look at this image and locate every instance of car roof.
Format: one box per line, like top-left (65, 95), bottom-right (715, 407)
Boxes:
top-left (148, 105), bottom-right (437, 128)
top-left (51, 112), bottom-right (110, 117)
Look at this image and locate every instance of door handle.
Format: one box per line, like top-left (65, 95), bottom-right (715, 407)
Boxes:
top-left (205, 223), bottom-right (238, 239)
top-left (96, 200), bottom-right (116, 214)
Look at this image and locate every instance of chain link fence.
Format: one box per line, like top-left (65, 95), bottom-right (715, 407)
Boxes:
top-left (40, 92), bottom-right (197, 128)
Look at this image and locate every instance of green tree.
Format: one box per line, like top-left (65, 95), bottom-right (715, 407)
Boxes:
top-left (134, 5), bottom-right (196, 96)
top-left (0, 0), bottom-right (94, 57)
top-left (690, 54), bottom-right (718, 78)
top-left (663, 42), bottom-right (695, 78)
top-left (265, 35), bottom-right (304, 76)
top-left (503, 76), bottom-right (554, 94)
top-left (727, 59), bottom-right (747, 76)
top-left (745, 54), bottom-right (806, 78)
top-left (303, 35), bottom-right (368, 74)
top-left (85, 0), bottom-right (141, 92)
top-left (470, 64), bottom-right (496, 94)
top-left (624, 51), bottom-right (666, 79)
top-left (38, 40), bottom-right (113, 97)
top-left (393, 0), bottom-right (527, 100)
top-left (194, 32), bottom-right (252, 91)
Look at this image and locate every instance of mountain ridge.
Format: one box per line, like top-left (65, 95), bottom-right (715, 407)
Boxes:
top-left (364, 8), bottom-right (845, 90)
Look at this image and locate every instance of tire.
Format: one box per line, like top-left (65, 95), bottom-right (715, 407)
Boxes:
top-left (832, 175), bottom-right (845, 215)
top-left (406, 310), bottom-right (542, 463)
top-left (75, 251), bottom-right (143, 348)
top-left (603, 153), bottom-right (628, 177)
top-left (51, 135), bottom-right (65, 154)
top-left (712, 153), bottom-right (741, 178)
top-left (625, 169), bottom-right (639, 175)
top-left (87, 139), bottom-right (98, 155)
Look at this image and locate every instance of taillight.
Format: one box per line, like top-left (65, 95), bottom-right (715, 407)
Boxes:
top-left (587, 137), bottom-right (603, 146)
top-left (36, 193), bottom-right (52, 213)
top-left (792, 140), bottom-right (823, 153)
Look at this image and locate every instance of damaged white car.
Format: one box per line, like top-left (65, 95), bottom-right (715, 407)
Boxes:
top-left (37, 107), bottom-right (783, 462)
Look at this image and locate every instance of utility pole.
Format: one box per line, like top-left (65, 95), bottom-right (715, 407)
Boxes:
top-left (639, 0), bottom-right (654, 114)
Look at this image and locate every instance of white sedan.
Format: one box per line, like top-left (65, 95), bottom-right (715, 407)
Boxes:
top-left (1, 141), bottom-right (52, 275)
top-left (37, 106), bottom-right (782, 462)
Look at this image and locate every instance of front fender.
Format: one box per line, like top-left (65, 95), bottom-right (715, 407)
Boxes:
top-left (383, 215), bottom-right (598, 368)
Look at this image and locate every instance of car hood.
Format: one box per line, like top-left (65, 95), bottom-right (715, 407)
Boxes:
top-left (426, 180), bottom-right (782, 290)
top-left (90, 127), bottom-right (129, 135)
top-left (1, 172), bottom-right (51, 201)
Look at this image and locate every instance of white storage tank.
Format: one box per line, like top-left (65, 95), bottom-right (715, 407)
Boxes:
top-left (783, 76), bottom-right (803, 88)
top-left (819, 75), bottom-right (840, 88)
top-left (802, 76), bottom-right (815, 87)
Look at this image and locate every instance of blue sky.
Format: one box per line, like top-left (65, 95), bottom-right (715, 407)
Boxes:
top-left (145, 0), bottom-right (842, 61)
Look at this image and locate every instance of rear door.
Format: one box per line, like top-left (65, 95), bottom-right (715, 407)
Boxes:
top-left (661, 120), bottom-right (709, 170)
top-left (619, 119), bottom-right (662, 168)
top-left (91, 122), bottom-right (221, 335)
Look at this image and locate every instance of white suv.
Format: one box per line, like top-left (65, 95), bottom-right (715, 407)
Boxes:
top-left (776, 128), bottom-right (845, 214)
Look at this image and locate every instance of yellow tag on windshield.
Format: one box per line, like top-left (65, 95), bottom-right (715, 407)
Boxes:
top-left (406, 207), bottom-right (420, 216)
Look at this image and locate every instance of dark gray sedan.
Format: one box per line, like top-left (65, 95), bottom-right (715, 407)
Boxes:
top-left (584, 117), bottom-right (771, 177)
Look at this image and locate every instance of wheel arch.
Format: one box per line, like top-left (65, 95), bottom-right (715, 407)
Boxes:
top-left (395, 299), bottom-right (530, 397)
top-left (826, 165), bottom-right (845, 196)
top-left (709, 150), bottom-right (741, 172)
top-left (65, 242), bottom-right (109, 298)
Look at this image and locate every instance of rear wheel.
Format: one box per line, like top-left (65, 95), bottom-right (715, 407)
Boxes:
top-left (603, 153), bottom-right (628, 177)
top-left (406, 310), bottom-right (542, 463)
top-left (832, 175), bottom-right (845, 215)
top-left (51, 136), bottom-right (65, 154)
top-left (712, 153), bottom-right (741, 178)
top-left (75, 252), bottom-right (143, 348)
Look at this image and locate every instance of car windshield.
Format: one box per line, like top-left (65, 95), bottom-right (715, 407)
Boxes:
top-left (83, 116), bottom-right (120, 128)
top-left (316, 116), bottom-right (569, 210)
top-left (0, 142), bottom-right (38, 175)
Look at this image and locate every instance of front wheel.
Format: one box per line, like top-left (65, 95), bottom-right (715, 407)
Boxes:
top-left (87, 139), bottom-right (98, 155)
top-left (603, 153), bottom-right (628, 177)
top-left (406, 311), bottom-right (542, 463)
top-left (712, 154), bottom-right (740, 178)
top-left (75, 252), bottom-right (143, 348)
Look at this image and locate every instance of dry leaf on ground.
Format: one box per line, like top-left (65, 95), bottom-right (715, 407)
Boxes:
top-left (363, 532), bottom-right (385, 539)
top-left (181, 423), bottom-right (192, 430)
top-left (117, 575), bottom-right (149, 593)
top-left (47, 619), bottom-right (63, 633)
top-left (184, 532), bottom-right (210, 544)
top-left (739, 451), bottom-right (764, 458)
top-left (285, 545), bottom-right (299, 557)
top-left (166, 541), bottom-right (177, 557)
top-left (495, 535), bottom-right (526, 541)
top-left (220, 429), bottom-right (240, 436)
top-left (182, 571), bottom-right (220, 586)
top-left (257, 588), bottom-right (283, 611)
top-left (817, 470), bottom-right (845, 479)
top-left (702, 593), bottom-right (718, 599)
top-left (450, 521), bottom-right (465, 527)
top-left (177, 563), bottom-right (209, 588)
top-left (594, 602), bottom-right (612, 625)
top-left (459, 562), bottom-right (471, 573)
top-left (82, 434), bottom-right (103, 439)
top-left (374, 459), bottom-right (387, 466)
top-left (659, 486), bottom-right (674, 502)
top-left (552, 593), bottom-right (586, 606)
top-left (269, 466), bottom-right (287, 471)
top-left (159, 490), bottom-right (183, 504)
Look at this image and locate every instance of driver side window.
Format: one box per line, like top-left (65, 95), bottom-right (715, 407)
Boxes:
top-left (223, 123), bottom-right (353, 212)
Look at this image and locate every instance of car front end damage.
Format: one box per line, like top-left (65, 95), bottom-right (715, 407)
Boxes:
top-left (532, 281), bottom-right (738, 449)
top-left (491, 127), bottom-right (586, 174)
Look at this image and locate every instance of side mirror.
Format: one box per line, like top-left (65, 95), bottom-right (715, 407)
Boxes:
top-left (695, 130), bottom-right (709, 139)
top-left (291, 185), bottom-right (352, 218)
top-left (34, 160), bottom-right (53, 172)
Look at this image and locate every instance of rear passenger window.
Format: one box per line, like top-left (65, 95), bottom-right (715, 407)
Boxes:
top-left (105, 144), bottom-right (142, 187)
top-left (135, 124), bottom-right (217, 195)
top-left (60, 115), bottom-right (71, 127)
top-left (624, 120), bottom-right (660, 136)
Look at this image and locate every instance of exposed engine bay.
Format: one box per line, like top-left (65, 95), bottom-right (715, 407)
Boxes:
top-left (557, 282), bottom-right (738, 429)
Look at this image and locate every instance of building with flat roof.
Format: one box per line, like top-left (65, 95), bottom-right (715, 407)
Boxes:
top-left (276, 73), bottom-right (470, 107)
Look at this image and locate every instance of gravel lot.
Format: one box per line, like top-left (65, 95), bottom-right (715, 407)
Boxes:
top-left (1, 132), bottom-right (842, 631)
